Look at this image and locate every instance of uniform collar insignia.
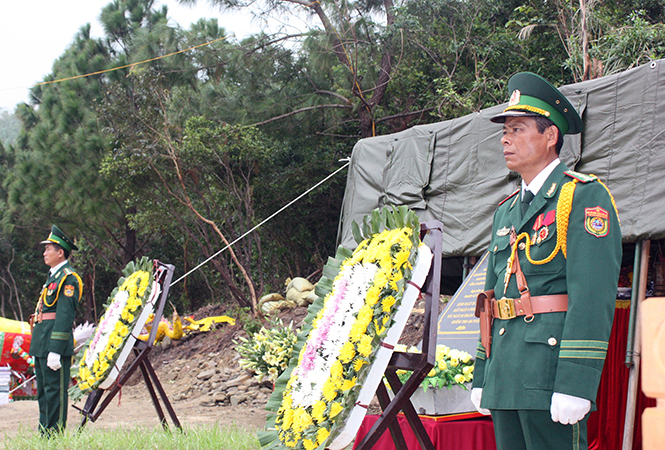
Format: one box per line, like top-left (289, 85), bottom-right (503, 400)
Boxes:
top-left (497, 227), bottom-right (510, 237)
top-left (545, 183), bottom-right (557, 197)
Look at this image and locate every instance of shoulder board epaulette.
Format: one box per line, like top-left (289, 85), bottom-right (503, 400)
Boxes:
top-left (63, 268), bottom-right (73, 275)
top-left (498, 189), bottom-right (520, 206)
top-left (564, 170), bottom-right (597, 183)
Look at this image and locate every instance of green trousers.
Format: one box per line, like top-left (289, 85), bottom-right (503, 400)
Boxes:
top-left (34, 357), bottom-right (70, 434)
top-left (491, 409), bottom-right (588, 450)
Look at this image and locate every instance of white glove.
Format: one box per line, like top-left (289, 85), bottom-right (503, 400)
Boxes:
top-left (550, 392), bottom-right (590, 424)
top-left (470, 388), bottom-right (491, 415)
top-left (47, 352), bottom-right (62, 371)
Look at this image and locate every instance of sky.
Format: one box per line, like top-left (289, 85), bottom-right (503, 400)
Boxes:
top-left (0, 1), bottom-right (295, 111)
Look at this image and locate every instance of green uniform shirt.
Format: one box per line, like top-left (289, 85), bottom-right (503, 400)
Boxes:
top-left (29, 261), bottom-right (82, 357)
top-left (472, 162), bottom-right (622, 410)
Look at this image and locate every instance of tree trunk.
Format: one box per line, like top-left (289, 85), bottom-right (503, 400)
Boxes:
top-left (580, 0), bottom-right (591, 81)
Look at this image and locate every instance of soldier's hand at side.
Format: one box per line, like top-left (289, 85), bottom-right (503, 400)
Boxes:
top-left (550, 392), bottom-right (590, 424)
top-left (47, 352), bottom-right (62, 371)
top-left (470, 388), bottom-right (491, 415)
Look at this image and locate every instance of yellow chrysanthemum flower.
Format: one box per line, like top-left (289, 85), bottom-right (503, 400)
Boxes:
top-left (356, 305), bottom-right (373, 330)
top-left (330, 402), bottom-right (344, 418)
top-left (311, 401), bottom-right (327, 423)
top-left (395, 249), bottom-right (410, 268)
top-left (381, 295), bottom-right (396, 313)
top-left (317, 427), bottom-right (331, 445)
top-left (454, 374), bottom-right (466, 384)
top-left (357, 334), bottom-right (373, 358)
top-left (303, 439), bottom-right (317, 450)
top-left (428, 368), bottom-right (437, 377)
top-left (449, 357), bottom-right (459, 367)
top-left (353, 358), bottom-right (367, 372)
top-left (322, 379), bottom-right (338, 402)
top-left (365, 285), bottom-right (381, 307)
top-left (349, 321), bottom-right (366, 343)
top-left (373, 269), bottom-right (389, 290)
top-left (339, 341), bottom-right (356, 364)
top-left (291, 408), bottom-right (313, 433)
top-left (341, 378), bottom-right (356, 391)
top-left (331, 360), bottom-right (344, 381)
top-left (281, 408), bottom-right (294, 430)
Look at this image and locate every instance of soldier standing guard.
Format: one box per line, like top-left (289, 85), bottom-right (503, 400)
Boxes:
top-left (470, 73), bottom-right (622, 449)
top-left (29, 225), bottom-right (83, 435)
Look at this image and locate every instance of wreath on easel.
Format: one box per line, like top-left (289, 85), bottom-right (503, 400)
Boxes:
top-left (259, 206), bottom-right (424, 450)
top-left (69, 257), bottom-right (153, 402)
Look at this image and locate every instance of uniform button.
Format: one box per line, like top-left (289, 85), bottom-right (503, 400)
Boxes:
top-left (499, 328), bottom-right (505, 336)
top-left (518, 242), bottom-right (526, 250)
top-left (494, 245), bottom-right (498, 252)
top-left (548, 337), bottom-right (558, 346)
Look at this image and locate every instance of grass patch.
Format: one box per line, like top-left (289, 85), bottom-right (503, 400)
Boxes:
top-left (1, 423), bottom-right (261, 450)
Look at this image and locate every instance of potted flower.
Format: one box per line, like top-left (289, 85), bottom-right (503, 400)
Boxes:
top-left (391, 344), bottom-right (475, 415)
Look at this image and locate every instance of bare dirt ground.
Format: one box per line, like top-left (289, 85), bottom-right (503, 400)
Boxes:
top-left (0, 298), bottom-right (443, 439)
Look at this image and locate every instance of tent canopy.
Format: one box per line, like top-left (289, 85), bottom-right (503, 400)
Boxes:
top-left (338, 60), bottom-right (665, 256)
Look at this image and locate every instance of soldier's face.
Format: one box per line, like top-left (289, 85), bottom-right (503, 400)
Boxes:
top-left (43, 244), bottom-right (65, 268)
top-left (501, 116), bottom-right (557, 184)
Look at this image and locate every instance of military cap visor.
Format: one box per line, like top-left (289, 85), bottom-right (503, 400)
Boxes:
top-left (490, 72), bottom-right (583, 135)
top-left (40, 225), bottom-right (78, 252)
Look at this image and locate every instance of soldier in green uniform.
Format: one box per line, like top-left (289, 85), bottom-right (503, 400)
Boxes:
top-left (470, 73), bottom-right (622, 449)
top-left (29, 225), bottom-right (83, 435)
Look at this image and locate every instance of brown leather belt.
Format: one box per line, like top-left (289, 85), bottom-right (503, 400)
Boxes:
top-left (492, 294), bottom-right (568, 320)
top-left (40, 312), bottom-right (56, 321)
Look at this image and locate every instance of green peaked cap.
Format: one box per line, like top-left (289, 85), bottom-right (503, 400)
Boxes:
top-left (40, 225), bottom-right (78, 252)
top-left (490, 72), bottom-right (583, 135)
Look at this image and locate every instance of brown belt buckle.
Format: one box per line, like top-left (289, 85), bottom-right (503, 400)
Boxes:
top-left (497, 297), bottom-right (516, 320)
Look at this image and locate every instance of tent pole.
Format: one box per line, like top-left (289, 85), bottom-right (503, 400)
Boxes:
top-left (622, 240), bottom-right (650, 450)
top-left (625, 242), bottom-right (643, 367)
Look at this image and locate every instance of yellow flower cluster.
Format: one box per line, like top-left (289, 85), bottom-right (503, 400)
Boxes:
top-left (74, 270), bottom-right (151, 393)
top-left (275, 227), bottom-right (416, 450)
top-left (394, 344), bottom-right (475, 391)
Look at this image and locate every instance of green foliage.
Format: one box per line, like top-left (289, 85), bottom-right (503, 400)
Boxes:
top-left (231, 306), bottom-right (265, 336)
top-left (235, 318), bottom-right (298, 383)
top-left (591, 11), bottom-right (665, 75)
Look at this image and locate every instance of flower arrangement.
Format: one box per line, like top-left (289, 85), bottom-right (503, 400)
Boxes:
top-left (259, 206), bottom-right (421, 450)
top-left (393, 344), bottom-right (474, 391)
top-left (235, 319), bottom-right (298, 384)
top-left (69, 257), bottom-right (153, 401)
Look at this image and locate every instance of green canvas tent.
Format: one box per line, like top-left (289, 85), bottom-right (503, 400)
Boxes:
top-left (338, 59), bottom-right (665, 255)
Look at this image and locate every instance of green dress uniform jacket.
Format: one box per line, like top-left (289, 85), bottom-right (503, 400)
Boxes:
top-left (29, 261), bottom-right (82, 433)
top-left (472, 162), bottom-right (622, 410)
top-left (29, 261), bottom-right (82, 358)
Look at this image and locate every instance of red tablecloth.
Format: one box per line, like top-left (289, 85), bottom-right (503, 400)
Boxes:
top-left (353, 415), bottom-right (496, 450)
